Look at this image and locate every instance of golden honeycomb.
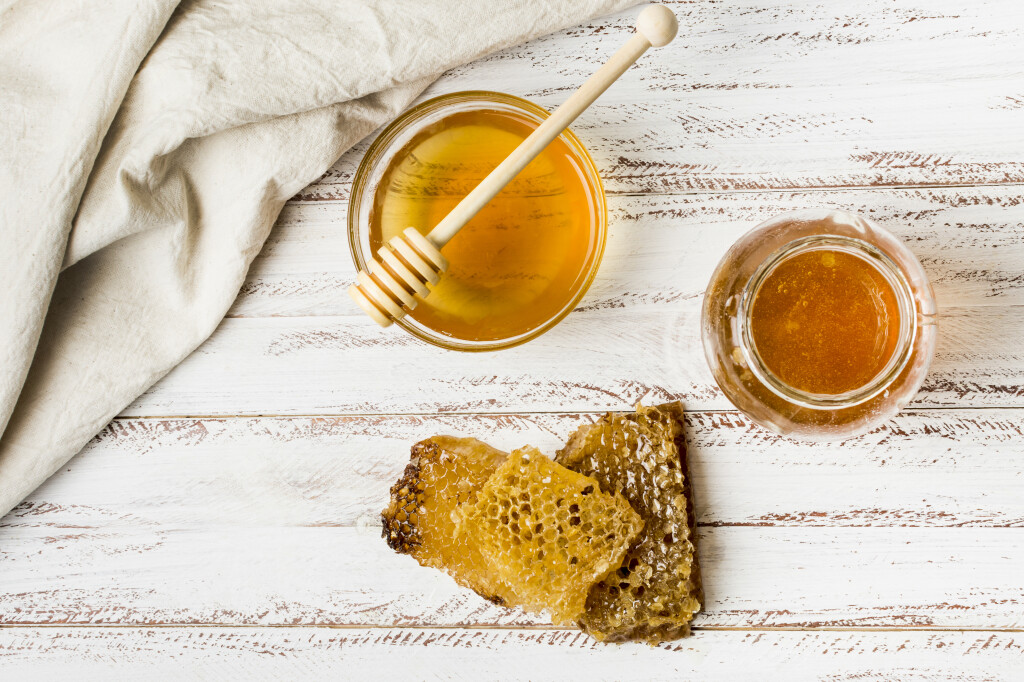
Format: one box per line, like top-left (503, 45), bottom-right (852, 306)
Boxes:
top-left (457, 446), bottom-right (644, 625)
top-left (381, 436), bottom-right (511, 602)
top-left (556, 402), bottom-right (703, 643)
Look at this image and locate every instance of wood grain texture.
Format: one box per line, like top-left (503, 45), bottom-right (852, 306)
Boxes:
top-left (1, 628), bottom-right (1021, 681)
top-left (236, 187), bottom-right (1024, 319)
top-left (2, 525), bottom-right (1023, 628)
top-left (297, 0), bottom-right (1024, 199)
top-left (161, 188), bottom-right (1024, 418)
top-left (120, 302), bottom-right (1023, 417)
top-left (1, 412), bottom-right (1022, 629)
top-left (3, 411), bottom-right (1021, 530)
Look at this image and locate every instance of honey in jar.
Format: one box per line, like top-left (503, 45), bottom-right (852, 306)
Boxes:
top-left (364, 98), bottom-right (605, 346)
top-left (701, 210), bottom-right (938, 441)
top-left (748, 248), bottom-right (902, 396)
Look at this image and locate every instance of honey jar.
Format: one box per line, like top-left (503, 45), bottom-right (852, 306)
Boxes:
top-left (348, 91), bottom-right (607, 351)
top-left (701, 210), bottom-right (937, 440)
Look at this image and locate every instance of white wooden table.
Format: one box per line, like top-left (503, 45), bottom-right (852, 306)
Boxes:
top-left (3, 1), bottom-right (1023, 678)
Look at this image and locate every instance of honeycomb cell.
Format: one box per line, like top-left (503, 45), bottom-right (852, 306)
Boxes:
top-left (556, 402), bottom-right (703, 644)
top-left (457, 446), bottom-right (643, 625)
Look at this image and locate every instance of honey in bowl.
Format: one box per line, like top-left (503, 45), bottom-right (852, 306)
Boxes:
top-left (748, 248), bottom-right (901, 396)
top-left (363, 96), bottom-right (605, 345)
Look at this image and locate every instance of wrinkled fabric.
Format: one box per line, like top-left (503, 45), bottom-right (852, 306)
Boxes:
top-left (0, 0), bottom-right (636, 515)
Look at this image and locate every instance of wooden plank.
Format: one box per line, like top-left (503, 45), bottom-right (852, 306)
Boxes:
top-left (198, 187), bottom-right (1024, 417)
top-left (3, 411), bottom-right (1021, 629)
top-left (0, 628), bottom-right (1021, 680)
top-left (5, 411), bottom-right (1022, 530)
top-left (458, 0), bottom-right (1024, 92)
top-left (2, 522), bottom-right (1022, 628)
top-left (297, 0), bottom-right (1024, 199)
top-left (237, 187), bottom-right (1024, 319)
top-left (120, 303), bottom-right (1023, 416)
top-left (301, 86), bottom-right (1024, 199)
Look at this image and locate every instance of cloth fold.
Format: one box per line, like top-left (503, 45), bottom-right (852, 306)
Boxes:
top-left (0, 0), bottom-right (636, 516)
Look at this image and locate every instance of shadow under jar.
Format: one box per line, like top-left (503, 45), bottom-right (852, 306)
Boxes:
top-left (701, 209), bottom-right (937, 441)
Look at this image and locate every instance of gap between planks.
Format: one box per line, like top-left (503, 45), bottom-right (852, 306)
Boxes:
top-left (287, 180), bottom-right (1024, 204)
top-left (1, 624), bottom-right (1021, 633)
top-left (110, 406), bottom-right (1024, 420)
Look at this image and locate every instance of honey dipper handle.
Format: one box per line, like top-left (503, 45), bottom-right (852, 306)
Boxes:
top-left (426, 4), bottom-right (678, 248)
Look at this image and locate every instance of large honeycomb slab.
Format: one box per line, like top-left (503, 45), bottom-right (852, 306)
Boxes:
top-left (457, 446), bottom-right (644, 625)
top-left (381, 436), bottom-right (511, 602)
top-left (556, 402), bottom-right (703, 643)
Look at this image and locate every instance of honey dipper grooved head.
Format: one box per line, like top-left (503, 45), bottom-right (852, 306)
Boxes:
top-left (348, 227), bottom-right (448, 328)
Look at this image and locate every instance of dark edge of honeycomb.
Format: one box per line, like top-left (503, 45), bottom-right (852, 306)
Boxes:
top-left (626, 402), bottom-right (704, 620)
top-left (656, 402), bottom-right (704, 616)
top-left (570, 402), bottom-right (704, 643)
top-left (597, 621), bottom-right (691, 645)
top-left (380, 440), bottom-right (511, 607)
top-left (381, 441), bottom-right (440, 553)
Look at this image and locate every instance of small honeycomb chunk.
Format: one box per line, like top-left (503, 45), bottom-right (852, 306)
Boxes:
top-left (381, 436), bottom-right (510, 602)
top-left (556, 402), bottom-right (703, 643)
top-left (457, 446), bottom-right (644, 625)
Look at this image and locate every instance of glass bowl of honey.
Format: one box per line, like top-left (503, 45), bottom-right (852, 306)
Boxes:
top-left (701, 209), bottom-right (937, 441)
top-left (348, 91), bottom-right (607, 351)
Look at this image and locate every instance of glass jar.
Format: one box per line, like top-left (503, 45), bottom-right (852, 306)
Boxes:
top-left (348, 91), bottom-right (607, 352)
top-left (701, 209), bottom-right (937, 441)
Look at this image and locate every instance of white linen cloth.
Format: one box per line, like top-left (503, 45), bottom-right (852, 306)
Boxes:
top-left (0, 0), bottom-right (635, 516)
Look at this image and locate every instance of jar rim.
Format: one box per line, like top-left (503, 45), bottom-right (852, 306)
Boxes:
top-left (347, 90), bottom-right (608, 352)
top-left (737, 234), bottom-right (918, 409)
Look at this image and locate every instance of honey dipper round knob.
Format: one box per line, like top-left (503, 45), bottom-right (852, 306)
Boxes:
top-left (349, 4), bottom-right (678, 327)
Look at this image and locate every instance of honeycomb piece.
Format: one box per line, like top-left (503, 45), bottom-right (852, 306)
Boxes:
top-left (556, 402), bottom-right (703, 643)
top-left (381, 436), bottom-right (511, 602)
top-left (458, 446), bottom-right (644, 625)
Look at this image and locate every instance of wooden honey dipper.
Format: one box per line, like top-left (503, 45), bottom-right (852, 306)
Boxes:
top-left (349, 4), bottom-right (678, 327)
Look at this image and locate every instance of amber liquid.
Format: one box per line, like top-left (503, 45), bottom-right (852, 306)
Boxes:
top-left (369, 108), bottom-right (602, 342)
top-left (749, 248), bottom-right (901, 395)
